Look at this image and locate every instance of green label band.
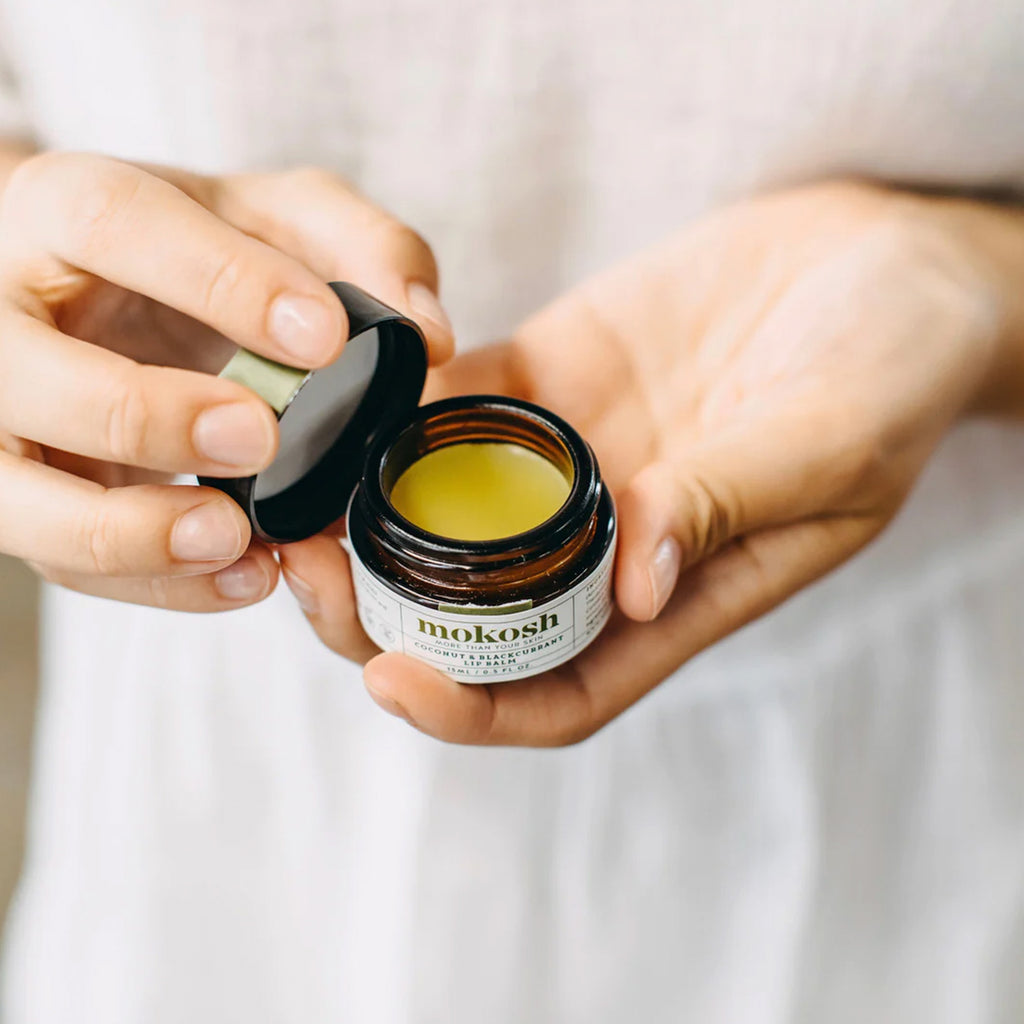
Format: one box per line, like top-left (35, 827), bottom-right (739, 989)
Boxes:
top-left (219, 348), bottom-right (309, 415)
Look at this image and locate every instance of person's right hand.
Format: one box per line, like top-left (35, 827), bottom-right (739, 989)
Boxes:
top-left (0, 151), bottom-right (452, 610)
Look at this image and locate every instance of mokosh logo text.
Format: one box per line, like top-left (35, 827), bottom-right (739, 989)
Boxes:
top-left (417, 613), bottom-right (559, 644)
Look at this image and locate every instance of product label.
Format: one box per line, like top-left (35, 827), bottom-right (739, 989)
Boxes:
top-left (348, 531), bottom-right (616, 683)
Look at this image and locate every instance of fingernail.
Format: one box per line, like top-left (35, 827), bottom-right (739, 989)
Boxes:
top-left (214, 556), bottom-right (269, 600)
top-left (648, 537), bottom-right (682, 617)
top-left (268, 292), bottom-right (341, 365)
top-left (282, 566), bottom-right (319, 616)
top-left (193, 403), bottom-right (274, 468)
top-left (407, 281), bottom-right (452, 339)
top-left (171, 503), bottom-right (244, 562)
top-left (366, 686), bottom-right (415, 726)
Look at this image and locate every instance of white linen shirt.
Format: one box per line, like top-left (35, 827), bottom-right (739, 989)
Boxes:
top-left (2, 1), bottom-right (1024, 1021)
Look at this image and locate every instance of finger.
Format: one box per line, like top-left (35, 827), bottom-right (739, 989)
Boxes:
top-left (218, 168), bottom-right (454, 364)
top-left (276, 534), bottom-right (380, 664)
top-left (0, 310), bottom-right (279, 475)
top-left (421, 341), bottom-right (525, 402)
top-left (364, 515), bottom-right (880, 746)
top-left (0, 449), bottom-right (252, 575)
top-left (32, 542), bottom-right (278, 611)
top-left (3, 152), bottom-right (347, 367)
top-left (364, 651), bottom-right (592, 744)
top-left (612, 401), bottom-right (889, 621)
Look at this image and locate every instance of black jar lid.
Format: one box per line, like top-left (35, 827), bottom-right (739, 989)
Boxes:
top-left (199, 281), bottom-right (427, 544)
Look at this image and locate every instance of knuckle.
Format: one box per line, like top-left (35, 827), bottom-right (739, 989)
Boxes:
top-left (146, 575), bottom-right (174, 609)
top-left (59, 160), bottom-right (146, 257)
top-left (679, 471), bottom-right (734, 560)
top-left (0, 156), bottom-right (40, 222)
top-left (1, 150), bottom-right (71, 213)
top-left (104, 372), bottom-right (151, 465)
top-left (381, 220), bottom-right (437, 275)
top-left (854, 217), bottom-right (919, 276)
top-left (200, 247), bottom-right (248, 319)
top-left (286, 164), bottom-right (344, 193)
top-left (80, 501), bottom-right (125, 576)
top-left (1, 150), bottom-right (145, 249)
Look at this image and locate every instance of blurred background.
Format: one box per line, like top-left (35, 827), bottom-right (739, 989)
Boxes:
top-left (0, 557), bottom-right (39, 930)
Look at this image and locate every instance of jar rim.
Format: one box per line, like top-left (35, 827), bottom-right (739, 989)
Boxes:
top-left (358, 395), bottom-right (601, 564)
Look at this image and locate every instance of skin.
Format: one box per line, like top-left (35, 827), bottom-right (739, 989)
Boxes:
top-left (3, 148), bottom-right (1024, 748)
top-left (277, 181), bottom-right (1024, 746)
top-left (0, 148), bottom-right (454, 610)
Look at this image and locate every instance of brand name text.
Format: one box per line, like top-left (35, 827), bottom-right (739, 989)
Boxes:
top-left (416, 613), bottom-right (559, 644)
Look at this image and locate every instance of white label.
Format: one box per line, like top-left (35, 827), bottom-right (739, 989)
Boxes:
top-left (349, 529), bottom-right (616, 683)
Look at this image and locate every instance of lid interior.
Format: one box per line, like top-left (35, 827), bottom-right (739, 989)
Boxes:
top-left (254, 329), bottom-right (380, 501)
top-left (251, 317), bottom-right (426, 542)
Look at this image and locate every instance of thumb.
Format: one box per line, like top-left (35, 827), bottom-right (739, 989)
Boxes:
top-left (614, 414), bottom-right (855, 621)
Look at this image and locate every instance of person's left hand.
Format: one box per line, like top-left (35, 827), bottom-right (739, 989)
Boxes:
top-left (280, 180), bottom-right (1023, 745)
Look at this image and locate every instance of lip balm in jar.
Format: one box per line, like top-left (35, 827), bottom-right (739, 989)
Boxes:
top-left (202, 282), bottom-right (616, 682)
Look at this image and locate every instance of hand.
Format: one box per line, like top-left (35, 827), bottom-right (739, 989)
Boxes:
top-left (283, 180), bottom-right (1022, 745)
top-left (0, 151), bottom-right (452, 610)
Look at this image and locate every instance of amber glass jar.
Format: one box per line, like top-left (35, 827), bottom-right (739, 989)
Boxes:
top-left (346, 396), bottom-right (616, 683)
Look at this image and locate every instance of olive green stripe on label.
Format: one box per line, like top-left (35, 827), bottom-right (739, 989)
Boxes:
top-left (219, 348), bottom-right (309, 415)
top-left (437, 599), bottom-right (533, 616)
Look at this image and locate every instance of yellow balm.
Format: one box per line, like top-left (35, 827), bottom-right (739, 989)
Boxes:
top-left (389, 442), bottom-right (571, 541)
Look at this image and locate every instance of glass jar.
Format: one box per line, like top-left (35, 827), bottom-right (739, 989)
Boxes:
top-left (346, 396), bottom-right (616, 682)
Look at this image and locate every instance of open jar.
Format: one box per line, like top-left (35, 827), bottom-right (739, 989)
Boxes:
top-left (202, 282), bottom-right (616, 682)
